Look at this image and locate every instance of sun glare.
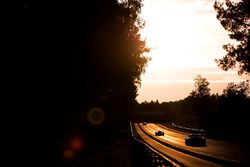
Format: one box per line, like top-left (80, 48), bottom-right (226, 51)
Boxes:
top-left (137, 0), bottom-right (247, 102)
top-left (140, 0), bottom-right (218, 72)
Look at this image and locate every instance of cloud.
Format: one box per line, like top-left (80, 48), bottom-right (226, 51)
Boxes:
top-left (143, 79), bottom-right (194, 83)
top-left (209, 79), bottom-right (246, 83)
top-left (141, 66), bottom-right (248, 85)
top-left (191, 0), bottom-right (215, 14)
top-left (203, 70), bottom-right (236, 74)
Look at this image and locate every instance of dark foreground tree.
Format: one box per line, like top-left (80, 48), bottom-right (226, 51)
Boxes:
top-left (18, 0), bottom-right (149, 166)
top-left (214, 0), bottom-right (250, 75)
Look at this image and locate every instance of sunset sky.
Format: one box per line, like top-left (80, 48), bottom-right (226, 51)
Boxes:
top-left (136, 0), bottom-right (249, 102)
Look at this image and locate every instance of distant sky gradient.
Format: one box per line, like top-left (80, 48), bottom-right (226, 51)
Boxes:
top-left (136, 0), bottom-right (249, 102)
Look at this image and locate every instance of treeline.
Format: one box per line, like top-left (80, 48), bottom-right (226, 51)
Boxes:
top-left (136, 76), bottom-right (250, 144)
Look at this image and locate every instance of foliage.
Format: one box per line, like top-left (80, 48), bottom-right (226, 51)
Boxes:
top-left (20, 0), bottom-right (150, 166)
top-left (137, 100), bottom-right (160, 111)
top-left (22, 0), bottom-right (150, 120)
top-left (214, 0), bottom-right (250, 75)
top-left (190, 75), bottom-right (211, 98)
top-left (223, 80), bottom-right (250, 98)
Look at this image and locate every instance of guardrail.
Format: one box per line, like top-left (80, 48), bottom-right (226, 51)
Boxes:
top-left (129, 122), bottom-right (181, 167)
top-left (171, 122), bottom-right (205, 134)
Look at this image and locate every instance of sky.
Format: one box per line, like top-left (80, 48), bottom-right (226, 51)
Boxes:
top-left (136, 0), bottom-right (249, 103)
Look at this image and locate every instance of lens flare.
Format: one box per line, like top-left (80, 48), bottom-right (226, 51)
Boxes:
top-left (63, 150), bottom-right (74, 159)
top-left (87, 107), bottom-right (105, 126)
top-left (70, 137), bottom-right (83, 151)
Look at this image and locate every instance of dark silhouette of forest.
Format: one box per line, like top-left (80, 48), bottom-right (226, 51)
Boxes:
top-left (18, 0), bottom-right (149, 167)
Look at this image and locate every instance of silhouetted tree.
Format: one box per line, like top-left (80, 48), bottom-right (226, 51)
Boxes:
top-left (222, 80), bottom-right (250, 98)
top-left (20, 0), bottom-right (150, 166)
top-left (214, 0), bottom-right (250, 75)
top-left (136, 100), bottom-right (161, 112)
top-left (190, 75), bottom-right (211, 98)
top-left (80, 0), bottom-right (150, 129)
